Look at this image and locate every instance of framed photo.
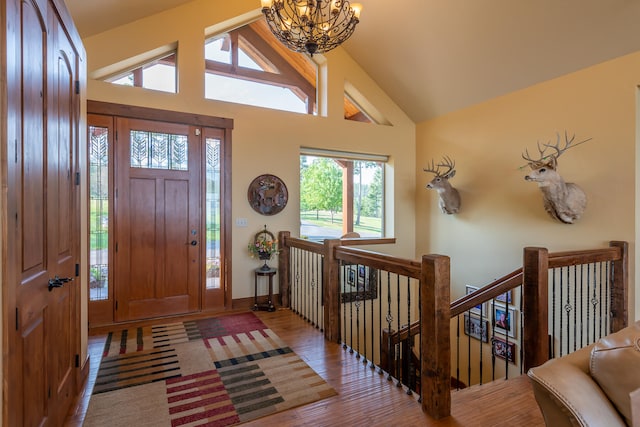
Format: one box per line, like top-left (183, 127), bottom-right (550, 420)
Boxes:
top-left (341, 264), bottom-right (378, 303)
top-left (465, 285), bottom-right (486, 316)
top-left (492, 303), bottom-right (516, 338)
top-left (357, 265), bottom-right (366, 284)
top-left (347, 269), bottom-right (355, 286)
top-left (495, 289), bottom-right (513, 304)
top-left (492, 337), bottom-right (516, 364)
top-left (464, 313), bottom-right (489, 343)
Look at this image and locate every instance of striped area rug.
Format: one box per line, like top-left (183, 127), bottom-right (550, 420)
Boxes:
top-left (84, 312), bottom-right (336, 426)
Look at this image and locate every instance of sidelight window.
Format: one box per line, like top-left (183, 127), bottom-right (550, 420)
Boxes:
top-left (89, 125), bottom-right (110, 301)
top-left (205, 137), bottom-right (221, 289)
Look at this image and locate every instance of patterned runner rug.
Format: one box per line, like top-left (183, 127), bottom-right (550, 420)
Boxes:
top-left (84, 312), bottom-right (336, 426)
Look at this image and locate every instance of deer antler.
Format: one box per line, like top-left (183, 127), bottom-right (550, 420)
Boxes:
top-left (542, 131), bottom-right (592, 160)
top-left (423, 159), bottom-right (442, 177)
top-left (437, 156), bottom-right (456, 177)
top-left (423, 156), bottom-right (456, 178)
top-left (521, 131), bottom-right (592, 168)
top-left (521, 142), bottom-right (549, 167)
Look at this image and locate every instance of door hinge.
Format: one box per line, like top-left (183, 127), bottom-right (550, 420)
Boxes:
top-left (115, 243), bottom-right (118, 252)
top-left (15, 308), bottom-right (18, 331)
top-left (48, 387), bottom-right (51, 399)
top-left (75, 171), bottom-right (80, 185)
top-left (75, 354), bottom-right (80, 368)
top-left (75, 263), bottom-right (80, 277)
top-left (14, 139), bottom-right (17, 163)
top-left (75, 80), bottom-right (80, 95)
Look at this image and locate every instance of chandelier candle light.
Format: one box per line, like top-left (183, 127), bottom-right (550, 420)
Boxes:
top-left (261, 0), bottom-right (362, 56)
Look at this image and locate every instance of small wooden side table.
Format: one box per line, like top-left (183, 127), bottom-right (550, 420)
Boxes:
top-left (253, 267), bottom-right (276, 312)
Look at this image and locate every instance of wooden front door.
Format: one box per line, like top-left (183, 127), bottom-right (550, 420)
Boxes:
top-left (7, 0), bottom-right (81, 425)
top-left (114, 118), bottom-right (201, 321)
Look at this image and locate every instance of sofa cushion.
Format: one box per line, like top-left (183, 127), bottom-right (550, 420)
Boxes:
top-left (590, 321), bottom-right (640, 426)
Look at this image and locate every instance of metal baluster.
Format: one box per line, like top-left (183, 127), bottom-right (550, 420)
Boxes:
top-left (579, 264), bottom-right (584, 349)
top-left (559, 267), bottom-right (564, 357)
top-left (395, 273), bottom-right (402, 388)
top-left (551, 268), bottom-right (557, 358)
top-left (406, 276), bottom-right (413, 394)
top-left (355, 277), bottom-right (362, 360)
top-left (294, 248), bottom-right (300, 315)
top-left (573, 265), bottom-right (582, 351)
top-left (456, 316), bottom-right (461, 389)
top-left (385, 270), bottom-right (393, 381)
top-left (591, 263), bottom-right (598, 342)
top-left (377, 269), bottom-right (383, 374)
top-left (320, 255), bottom-right (325, 332)
top-left (362, 269), bottom-right (368, 367)
top-left (348, 265), bottom-right (355, 354)
top-left (598, 261), bottom-right (604, 339)
top-left (342, 263), bottom-right (347, 349)
top-left (369, 271), bottom-right (376, 370)
top-left (504, 313), bottom-right (509, 380)
top-left (519, 284), bottom-right (524, 375)
top-left (605, 261), bottom-right (610, 335)
top-left (308, 251), bottom-right (313, 323)
top-left (563, 266), bottom-right (571, 356)
top-left (476, 307), bottom-right (480, 385)
top-left (417, 276), bottom-right (422, 402)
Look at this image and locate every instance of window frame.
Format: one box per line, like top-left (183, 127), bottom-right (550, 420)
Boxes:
top-left (300, 148), bottom-right (387, 240)
top-left (205, 20), bottom-right (317, 114)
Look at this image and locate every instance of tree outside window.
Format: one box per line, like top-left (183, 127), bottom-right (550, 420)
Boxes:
top-left (300, 154), bottom-right (384, 240)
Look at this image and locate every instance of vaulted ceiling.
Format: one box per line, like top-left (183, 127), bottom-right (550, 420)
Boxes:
top-left (64, 0), bottom-right (640, 123)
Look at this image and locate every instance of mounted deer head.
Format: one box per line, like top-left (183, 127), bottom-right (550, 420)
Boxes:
top-left (522, 131), bottom-right (591, 224)
top-left (423, 156), bottom-right (461, 214)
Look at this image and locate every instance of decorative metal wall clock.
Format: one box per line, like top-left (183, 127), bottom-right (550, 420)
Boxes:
top-left (247, 174), bottom-right (288, 215)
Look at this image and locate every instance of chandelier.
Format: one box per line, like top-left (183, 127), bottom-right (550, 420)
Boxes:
top-left (261, 0), bottom-right (362, 56)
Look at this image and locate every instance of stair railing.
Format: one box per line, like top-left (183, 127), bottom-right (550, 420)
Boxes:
top-left (277, 232), bottom-right (628, 420)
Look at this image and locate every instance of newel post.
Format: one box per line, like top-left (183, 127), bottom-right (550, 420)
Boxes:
top-left (277, 231), bottom-right (291, 308)
top-left (522, 247), bottom-right (549, 371)
top-left (609, 240), bottom-right (628, 332)
top-left (420, 254), bottom-right (451, 419)
top-left (323, 239), bottom-right (341, 342)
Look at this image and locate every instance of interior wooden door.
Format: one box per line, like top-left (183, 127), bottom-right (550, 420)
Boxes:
top-left (114, 118), bottom-right (201, 321)
top-left (8, 0), bottom-right (81, 425)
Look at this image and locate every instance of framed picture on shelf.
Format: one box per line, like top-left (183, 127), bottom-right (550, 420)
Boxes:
top-left (495, 289), bottom-right (513, 304)
top-left (341, 264), bottom-right (378, 303)
top-left (492, 337), bottom-right (516, 364)
top-left (492, 303), bottom-right (516, 338)
top-left (464, 313), bottom-right (489, 343)
top-left (465, 285), bottom-right (486, 316)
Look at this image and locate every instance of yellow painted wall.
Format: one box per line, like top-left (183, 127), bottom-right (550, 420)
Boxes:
top-left (416, 51), bottom-right (639, 321)
top-left (81, 0), bottom-right (416, 305)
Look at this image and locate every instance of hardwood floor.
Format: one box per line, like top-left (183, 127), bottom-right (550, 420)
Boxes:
top-left (65, 308), bottom-right (545, 426)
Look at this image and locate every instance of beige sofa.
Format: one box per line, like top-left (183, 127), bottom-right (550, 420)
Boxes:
top-left (527, 321), bottom-right (640, 427)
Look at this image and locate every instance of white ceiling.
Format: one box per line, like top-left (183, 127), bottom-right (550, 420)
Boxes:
top-left (64, 0), bottom-right (640, 123)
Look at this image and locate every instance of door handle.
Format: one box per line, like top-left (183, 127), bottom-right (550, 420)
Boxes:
top-left (48, 275), bottom-right (73, 292)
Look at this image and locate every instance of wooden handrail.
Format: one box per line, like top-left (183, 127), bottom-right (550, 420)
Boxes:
top-left (548, 246), bottom-right (621, 268)
top-left (335, 246), bottom-right (421, 278)
top-left (450, 269), bottom-right (523, 317)
top-left (282, 235), bottom-right (324, 254)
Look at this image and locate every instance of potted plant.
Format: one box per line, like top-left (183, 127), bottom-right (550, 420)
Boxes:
top-left (248, 225), bottom-right (280, 270)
